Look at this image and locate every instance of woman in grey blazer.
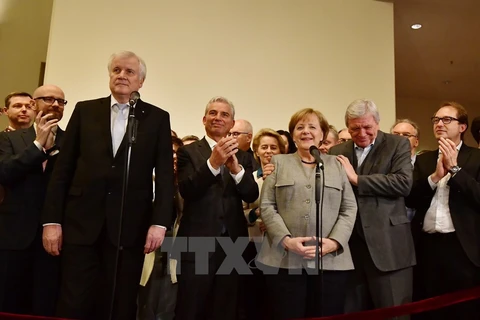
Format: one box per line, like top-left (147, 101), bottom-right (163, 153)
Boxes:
top-left (256, 108), bottom-right (357, 319)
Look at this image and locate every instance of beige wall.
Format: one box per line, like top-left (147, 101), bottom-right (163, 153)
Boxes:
top-left (0, 0), bottom-right (53, 129)
top-left (45, 0), bottom-right (395, 137)
top-left (396, 96), bottom-right (478, 151)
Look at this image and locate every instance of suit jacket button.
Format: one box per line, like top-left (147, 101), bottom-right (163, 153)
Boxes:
top-left (112, 165), bottom-right (116, 169)
top-left (305, 199), bottom-right (311, 204)
top-left (306, 185), bottom-right (311, 189)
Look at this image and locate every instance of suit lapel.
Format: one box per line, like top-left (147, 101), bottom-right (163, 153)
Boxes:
top-left (457, 143), bottom-right (472, 168)
top-left (55, 127), bottom-right (65, 149)
top-left (96, 96), bottom-right (115, 159)
top-left (198, 138), bottom-right (212, 161)
top-left (361, 131), bottom-right (386, 175)
top-left (340, 141), bottom-right (357, 171)
top-left (20, 126), bottom-right (36, 148)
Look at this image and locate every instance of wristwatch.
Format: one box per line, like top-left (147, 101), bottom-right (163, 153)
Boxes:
top-left (448, 165), bottom-right (461, 175)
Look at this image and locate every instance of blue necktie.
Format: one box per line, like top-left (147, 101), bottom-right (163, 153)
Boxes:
top-left (112, 103), bottom-right (128, 155)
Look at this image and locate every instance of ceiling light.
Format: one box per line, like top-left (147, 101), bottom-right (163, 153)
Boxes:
top-left (411, 24), bottom-right (422, 30)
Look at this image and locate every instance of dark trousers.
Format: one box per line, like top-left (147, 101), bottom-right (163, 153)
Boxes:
top-left (56, 231), bottom-right (144, 320)
top-left (238, 241), bottom-right (270, 320)
top-left (413, 232), bottom-right (480, 320)
top-left (263, 266), bottom-right (348, 320)
top-left (0, 231), bottom-right (60, 316)
top-left (345, 233), bottom-right (412, 320)
top-left (137, 249), bottom-right (177, 320)
top-left (175, 238), bottom-right (240, 320)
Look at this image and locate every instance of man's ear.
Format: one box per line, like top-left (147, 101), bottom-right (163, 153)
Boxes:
top-left (247, 133), bottom-right (253, 142)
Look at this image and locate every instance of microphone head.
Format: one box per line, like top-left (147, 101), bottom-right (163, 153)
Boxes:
top-left (309, 145), bottom-right (319, 155)
top-left (129, 91), bottom-right (141, 106)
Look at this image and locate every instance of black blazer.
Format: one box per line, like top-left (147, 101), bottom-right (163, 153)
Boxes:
top-left (407, 143), bottom-right (480, 266)
top-left (176, 138), bottom-right (259, 244)
top-left (0, 126), bottom-right (64, 250)
top-left (42, 96), bottom-right (174, 248)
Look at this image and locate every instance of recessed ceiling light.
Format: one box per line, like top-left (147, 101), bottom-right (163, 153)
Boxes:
top-left (411, 24), bottom-right (422, 30)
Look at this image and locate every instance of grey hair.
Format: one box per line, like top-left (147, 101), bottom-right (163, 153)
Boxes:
top-left (107, 51), bottom-right (147, 81)
top-left (204, 96), bottom-right (235, 119)
top-left (390, 118), bottom-right (420, 139)
top-left (344, 99), bottom-right (380, 126)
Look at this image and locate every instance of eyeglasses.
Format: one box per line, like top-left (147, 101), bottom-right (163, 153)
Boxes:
top-left (338, 138), bottom-right (351, 143)
top-left (431, 116), bottom-right (459, 124)
top-left (10, 103), bottom-right (37, 111)
top-left (392, 132), bottom-right (417, 138)
top-left (34, 97), bottom-right (68, 107)
top-left (229, 132), bottom-right (249, 137)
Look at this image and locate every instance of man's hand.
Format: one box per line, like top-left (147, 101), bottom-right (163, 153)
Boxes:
top-left (225, 153), bottom-right (241, 174)
top-left (262, 163), bottom-right (275, 179)
top-left (144, 226), bottom-right (166, 254)
top-left (35, 111), bottom-right (58, 148)
top-left (431, 153), bottom-right (447, 183)
top-left (209, 136), bottom-right (239, 169)
top-left (43, 225), bottom-right (63, 256)
top-left (439, 137), bottom-right (458, 171)
top-left (336, 155), bottom-right (358, 185)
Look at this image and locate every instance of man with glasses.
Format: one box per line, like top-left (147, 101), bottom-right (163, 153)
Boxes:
top-left (391, 119), bottom-right (420, 165)
top-left (391, 119), bottom-right (420, 222)
top-left (229, 119), bottom-right (259, 170)
top-left (0, 84), bottom-right (66, 316)
top-left (337, 128), bottom-right (352, 144)
top-left (407, 102), bottom-right (480, 319)
top-left (2, 92), bottom-right (36, 132)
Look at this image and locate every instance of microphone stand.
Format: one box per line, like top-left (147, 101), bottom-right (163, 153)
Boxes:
top-left (108, 102), bottom-right (138, 320)
top-left (314, 161), bottom-right (325, 316)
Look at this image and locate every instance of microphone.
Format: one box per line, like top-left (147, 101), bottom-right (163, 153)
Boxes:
top-left (129, 91), bottom-right (140, 107)
top-left (309, 145), bottom-right (324, 169)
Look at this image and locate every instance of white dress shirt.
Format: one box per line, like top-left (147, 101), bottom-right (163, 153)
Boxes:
top-left (423, 141), bottom-right (462, 233)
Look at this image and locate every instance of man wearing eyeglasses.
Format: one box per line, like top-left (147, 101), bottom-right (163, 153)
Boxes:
top-left (229, 119), bottom-right (259, 171)
top-left (391, 119), bottom-right (420, 165)
top-left (407, 102), bottom-right (480, 319)
top-left (2, 92), bottom-right (36, 132)
top-left (0, 84), bottom-right (66, 316)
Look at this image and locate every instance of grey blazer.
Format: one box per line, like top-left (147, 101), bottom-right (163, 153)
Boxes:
top-left (329, 130), bottom-right (416, 272)
top-left (256, 153), bottom-right (357, 270)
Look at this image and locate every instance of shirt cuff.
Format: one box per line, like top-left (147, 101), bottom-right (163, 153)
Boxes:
top-left (34, 140), bottom-right (43, 151)
top-left (427, 175), bottom-right (437, 190)
top-left (153, 225), bottom-right (167, 230)
top-left (230, 165), bottom-right (245, 184)
top-left (207, 159), bottom-right (221, 176)
top-left (43, 223), bottom-right (61, 226)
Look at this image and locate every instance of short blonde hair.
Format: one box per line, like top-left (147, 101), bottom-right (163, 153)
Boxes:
top-left (252, 128), bottom-right (286, 162)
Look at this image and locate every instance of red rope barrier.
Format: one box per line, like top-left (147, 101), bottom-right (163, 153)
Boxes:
top-left (298, 285), bottom-right (480, 320)
top-left (1, 285), bottom-right (480, 320)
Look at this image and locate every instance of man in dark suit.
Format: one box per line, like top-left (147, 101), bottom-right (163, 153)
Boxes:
top-left (2, 91), bottom-right (36, 132)
top-left (0, 84), bottom-right (66, 315)
top-left (175, 96), bottom-right (259, 320)
top-left (329, 99), bottom-right (415, 317)
top-left (407, 102), bottom-right (480, 319)
top-left (41, 51), bottom-right (174, 320)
